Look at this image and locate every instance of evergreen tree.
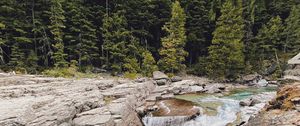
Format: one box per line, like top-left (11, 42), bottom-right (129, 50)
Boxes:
top-left (207, 0), bottom-right (245, 80)
top-left (123, 36), bottom-right (143, 74)
top-left (142, 50), bottom-right (158, 77)
top-left (0, 22), bottom-right (5, 64)
top-left (49, 0), bottom-right (68, 68)
top-left (181, 0), bottom-right (211, 66)
top-left (148, 0), bottom-right (172, 57)
top-left (284, 5), bottom-right (300, 53)
top-left (158, 1), bottom-right (187, 73)
top-left (4, 1), bottom-right (33, 70)
top-left (256, 16), bottom-right (283, 60)
top-left (102, 13), bottom-right (127, 73)
top-left (64, 1), bottom-right (99, 67)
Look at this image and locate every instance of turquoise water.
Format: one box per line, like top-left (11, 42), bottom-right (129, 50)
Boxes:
top-left (181, 87), bottom-right (277, 126)
top-left (223, 86), bottom-right (277, 100)
top-left (144, 86), bottom-right (278, 126)
top-left (175, 86), bottom-right (277, 101)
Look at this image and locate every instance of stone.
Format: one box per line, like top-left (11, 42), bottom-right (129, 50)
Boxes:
top-left (153, 71), bottom-right (169, 80)
top-left (205, 84), bottom-right (225, 93)
top-left (240, 100), bottom-right (251, 106)
top-left (291, 97), bottom-right (300, 103)
top-left (73, 114), bottom-right (112, 126)
top-left (162, 93), bottom-right (174, 99)
top-left (295, 105), bottom-right (300, 112)
top-left (0, 75), bottom-right (156, 126)
top-left (243, 74), bottom-right (261, 82)
top-left (156, 79), bottom-right (168, 86)
top-left (136, 106), bottom-right (146, 116)
top-left (189, 86), bottom-right (204, 93)
top-left (171, 76), bottom-right (182, 82)
top-left (257, 79), bottom-right (268, 87)
top-left (172, 87), bottom-right (181, 95)
top-left (91, 67), bottom-right (107, 73)
top-left (146, 105), bottom-right (159, 112)
top-left (250, 99), bottom-right (261, 106)
top-left (135, 78), bottom-right (147, 83)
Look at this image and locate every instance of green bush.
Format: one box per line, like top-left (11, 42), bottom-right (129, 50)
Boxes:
top-left (187, 57), bottom-right (208, 76)
top-left (43, 68), bottom-right (77, 78)
top-left (124, 72), bottom-right (138, 79)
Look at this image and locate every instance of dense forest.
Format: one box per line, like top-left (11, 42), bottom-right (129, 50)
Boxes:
top-left (0, 0), bottom-right (299, 80)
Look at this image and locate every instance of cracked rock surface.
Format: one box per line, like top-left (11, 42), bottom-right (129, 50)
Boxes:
top-left (0, 74), bottom-right (155, 126)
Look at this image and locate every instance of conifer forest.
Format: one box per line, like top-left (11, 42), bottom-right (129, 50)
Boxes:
top-left (0, 0), bottom-right (300, 80)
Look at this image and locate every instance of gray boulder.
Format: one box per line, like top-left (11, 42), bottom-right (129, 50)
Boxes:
top-left (156, 79), bottom-right (168, 86)
top-left (250, 99), bottom-right (261, 106)
top-left (257, 79), bottom-right (268, 87)
top-left (240, 99), bottom-right (251, 106)
top-left (153, 71), bottom-right (169, 80)
top-left (171, 76), bottom-right (182, 82)
top-left (205, 83), bottom-right (226, 93)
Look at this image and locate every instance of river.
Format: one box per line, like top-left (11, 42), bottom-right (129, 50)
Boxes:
top-left (142, 87), bottom-right (277, 126)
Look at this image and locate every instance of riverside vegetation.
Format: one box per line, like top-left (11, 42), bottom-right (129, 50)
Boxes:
top-left (0, 0), bottom-right (300, 80)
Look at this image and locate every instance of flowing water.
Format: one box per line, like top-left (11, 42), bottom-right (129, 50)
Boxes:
top-left (142, 87), bottom-right (277, 126)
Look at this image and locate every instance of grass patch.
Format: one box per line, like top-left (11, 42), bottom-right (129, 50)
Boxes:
top-left (43, 67), bottom-right (97, 78)
top-left (124, 72), bottom-right (139, 80)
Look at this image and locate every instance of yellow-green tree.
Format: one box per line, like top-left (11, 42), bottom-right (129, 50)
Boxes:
top-left (142, 50), bottom-right (158, 77)
top-left (158, 1), bottom-right (187, 73)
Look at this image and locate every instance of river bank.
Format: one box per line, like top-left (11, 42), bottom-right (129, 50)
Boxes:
top-left (246, 82), bottom-right (300, 126)
top-left (0, 72), bottom-right (287, 126)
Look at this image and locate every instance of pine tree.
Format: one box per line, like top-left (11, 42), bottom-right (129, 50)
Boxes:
top-left (102, 12), bottom-right (132, 74)
top-left (4, 1), bottom-right (33, 71)
top-left (158, 1), bottom-right (187, 73)
top-left (123, 36), bottom-right (143, 74)
top-left (49, 0), bottom-right (68, 68)
top-left (256, 16), bottom-right (283, 60)
top-left (64, 1), bottom-right (99, 67)
top-left (284, 4), bottom-right (300, 53)
top-left (207, 0), bottom-right (245, 80)
top-left (0, 22), bottom-right (5, 64)
top-left (142, 50), bottom-right (158, 77)
top-left (181, 0), bottom-right (211, 66)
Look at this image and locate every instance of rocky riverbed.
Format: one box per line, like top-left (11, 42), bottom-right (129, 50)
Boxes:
top-left (0, 71), bottom-right (287, 126)
top-left (247, 82), bottom-right (300, 126)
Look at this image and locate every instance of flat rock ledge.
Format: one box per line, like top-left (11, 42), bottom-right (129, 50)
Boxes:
top-left (0, 74), bottom-right (155, 126)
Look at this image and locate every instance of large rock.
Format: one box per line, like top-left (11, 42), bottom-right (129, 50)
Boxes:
top-left (257, 79), bottom-right (268, 87)
top-left (171, 76), bottom-right (182, 82)
top-left (0, 75), bottom-right (156, 126)
top-left (73, 108), bottom-right (113, 126)
top-left (153, 71), bottom-right (169, 80)
top-left (242, 74), bottom-right (261, 82)
top-left (204, 83), bottom-right (226, 93)
top-left (156, 79), bottom-right (168, 86)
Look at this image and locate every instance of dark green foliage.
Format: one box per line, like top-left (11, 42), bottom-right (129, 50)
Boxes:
top-left (181, 0), bottom-right (211, 66)
top-left (102, 13), bottom-right (129, 73)
top-left (102, 12), bottom-right (142, 74)
top-left (255, 16), bottom-right (284, 61)
top-left (0, 0), bottom-right (298, 79)
top-left (49, 0), bottom-right (68, 68)
top-left (207, 0), bottom-right (245, 80)
top-left (64, 1), bottom-right (99, 67)
top-left (284, 4), bottom-right (300, 54)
